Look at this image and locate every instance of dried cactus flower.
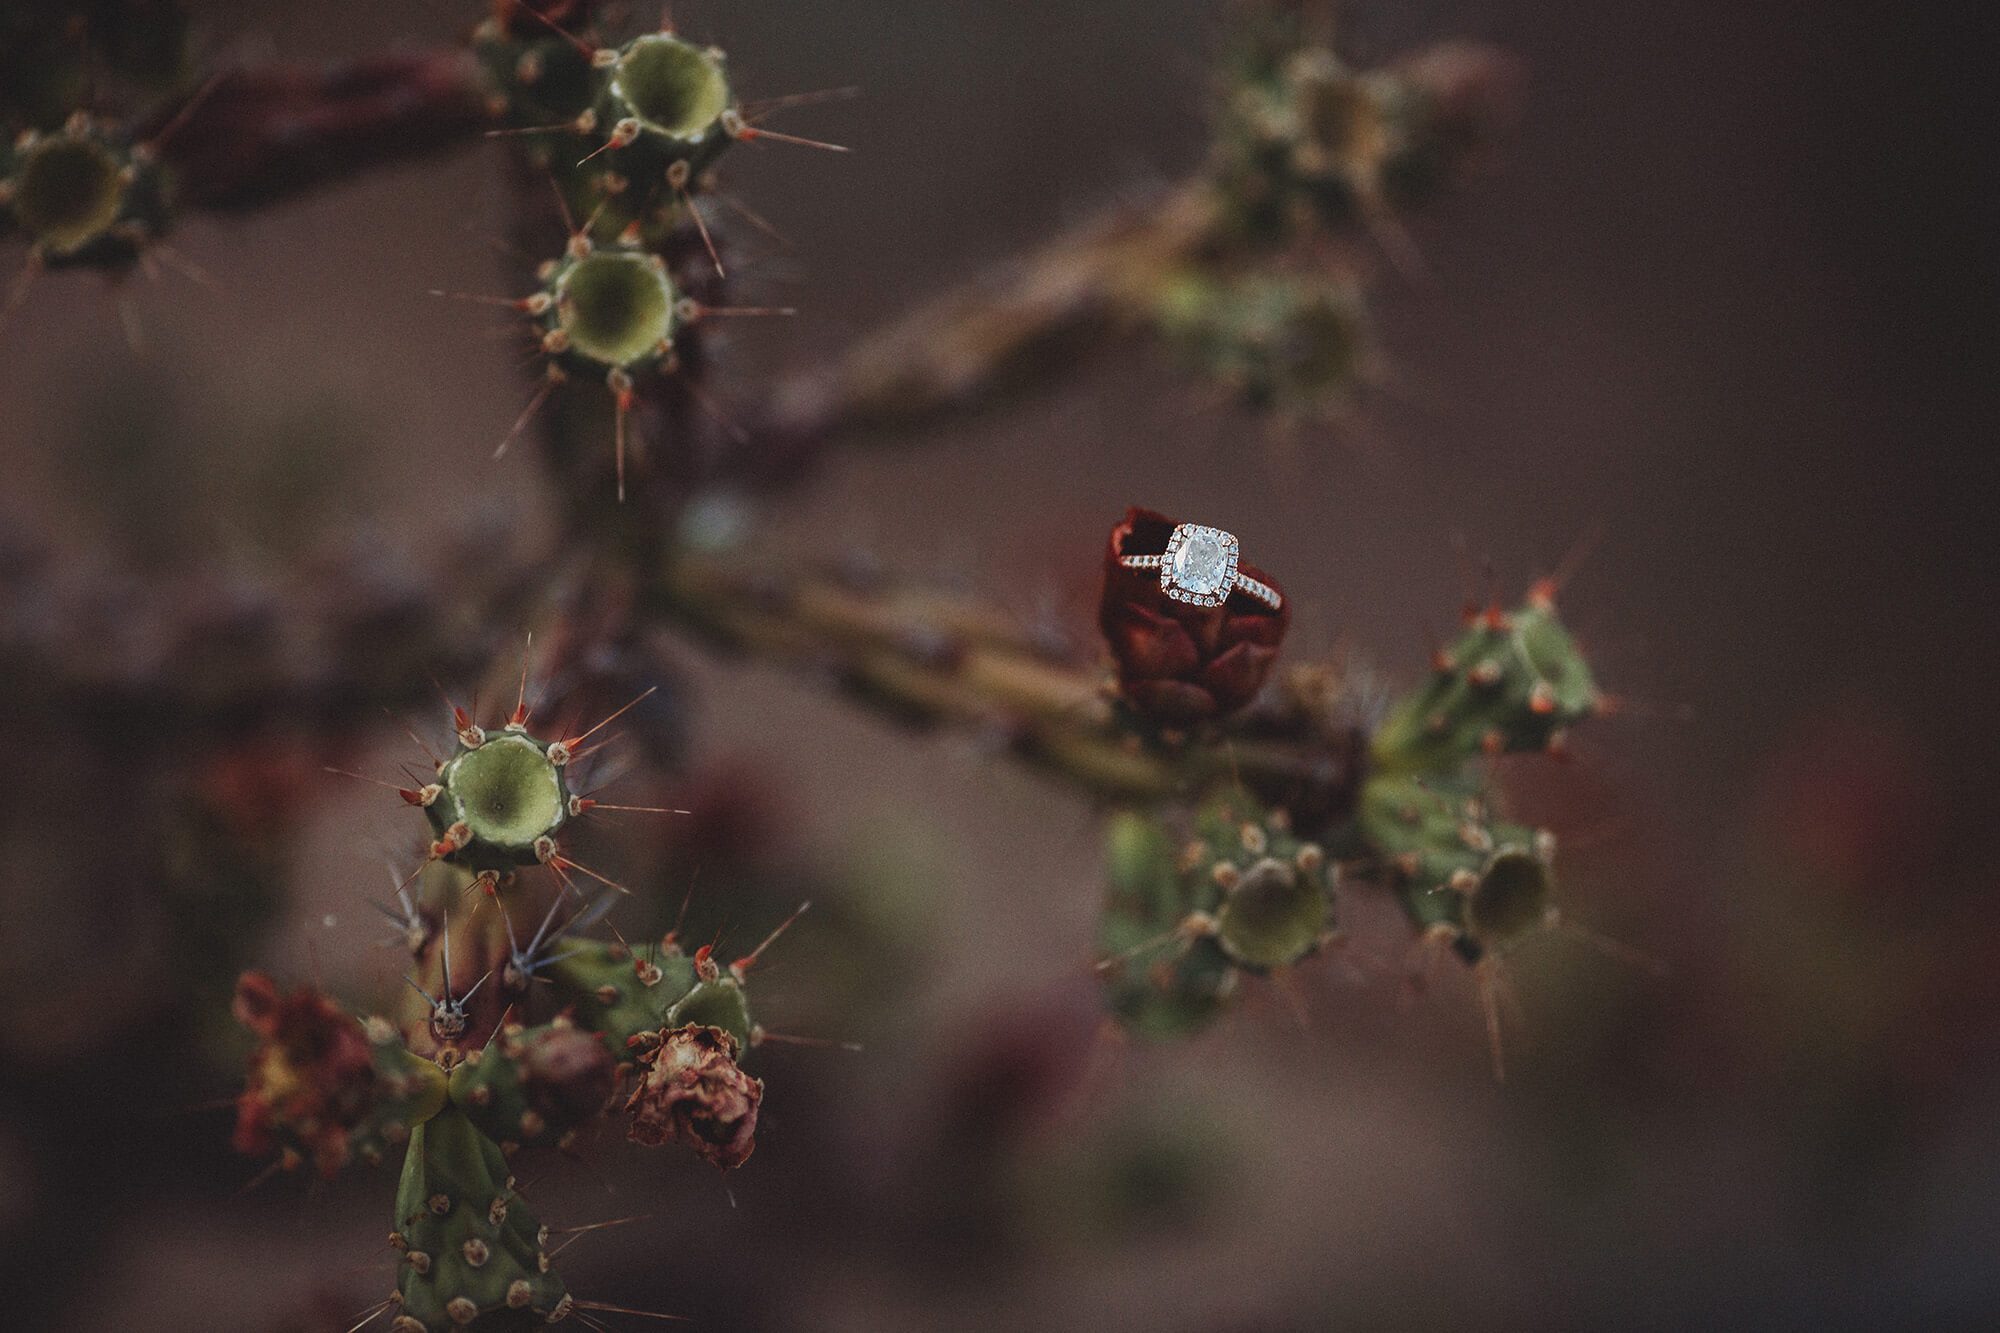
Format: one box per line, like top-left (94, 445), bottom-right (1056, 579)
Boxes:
top-left (232, 972), bottom-right (448, 1177)
top-left (1101, 507), bottom-right (1291, 726)
top-left (625, 1024), bottom-right (764, 1170)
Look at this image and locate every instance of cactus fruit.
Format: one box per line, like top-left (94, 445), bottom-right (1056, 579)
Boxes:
top-left (0, 115), bottom-right (167, 265)
top-left (396, 684), bottom-right (657, 898)
top-left (1098, 794), bottom-right (1337, 1037)
top-left (391, 1106), bottom-right (568, 1330)
top-left (1371, 584), bottom-right (1599, 773)
top-left (1357, 771), bottom-right (1556, 964)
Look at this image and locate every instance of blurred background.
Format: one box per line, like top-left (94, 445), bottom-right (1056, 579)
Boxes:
top-left (1, 0), bottom-right (1994, 1329)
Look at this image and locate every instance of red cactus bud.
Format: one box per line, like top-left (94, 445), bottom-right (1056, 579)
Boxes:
top-left (1100, 507), bottom-right (1290, 725)
top-left (624, 1025), bottom-right (763, 1170)
top-left (231, 972), bottom-right (376, 1177)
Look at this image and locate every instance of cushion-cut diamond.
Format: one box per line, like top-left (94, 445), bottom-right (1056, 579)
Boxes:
top-left (1172, 531), bottom-right (1230, 595)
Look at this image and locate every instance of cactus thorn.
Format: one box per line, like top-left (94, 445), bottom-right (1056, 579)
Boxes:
top-left (730, 900), bottom-right (809, 979)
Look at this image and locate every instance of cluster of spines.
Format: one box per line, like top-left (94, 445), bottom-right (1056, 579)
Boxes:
top-left (1097, 794), bottom-right (1337, 1037)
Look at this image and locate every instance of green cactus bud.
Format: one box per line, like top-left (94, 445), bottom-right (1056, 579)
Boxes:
top-left (392, 1107), bottom-right (567, 1330)
top-left (1371, 586), bottom-right (1598, 774)
top-left (1097, 796), bottom-right (1336, 1037)
top-left (1186, 796), bottom-right (1336, 971)
top-left (546, 937), bottom-right (755, 1056)
top-left (1, 118), bottom-right (166, 264)
top-left (605, 34), bottom-right (734, 148)
top-left (424, 726), bottom-right (572, 874)
top-left (1358, 770), bottom-right (1555, 962)
top-left (543, 243), bottom-right (682, 372)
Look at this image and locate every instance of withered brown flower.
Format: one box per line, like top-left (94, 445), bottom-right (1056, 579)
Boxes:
top-left (231, 971), bottom-right (377, 1176)
top-left (625, 1024), bottom-right (763, 1170)
top-left (1100, 507), bottom-right (1291, 725)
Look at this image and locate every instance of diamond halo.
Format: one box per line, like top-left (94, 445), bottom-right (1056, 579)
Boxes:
top-left (1159, 524), bottom-right (1240, 607)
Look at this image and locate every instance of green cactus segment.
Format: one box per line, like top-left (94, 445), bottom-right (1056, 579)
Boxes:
top-left (551, 249), bottom-right (681, 370)
top-left (392, 1107), bottom-right (567, 1331)
top-left (546, 939), bottom-right (755, 1056)
top-left (1372, 592), bottom-right (1598, 774)
top-left (353, 1023), bottom-right (454, 1167)
top-left (1154, 268), bottom-right (1368, 416)
top-left (1358, 771), bottom-right (1555, 963)
top-left (471, 25), bottom-right (739, 251)
top-left (1186, 797), bottom-right (1336, 971)
top-left (610, 35), bottom-right (733, 144)
top-left (447, 1020), bottom-right (616, 1152)
top-left (427, 731), bottom-right (570, 872)
top-left (1098, 798), bottom-right (1335, 1038)
top-left (472, 24), bottom-right (599, 128)
top-left (1210, 11), bottom-right (1464, 248)
top-left (1, 122), bottom-right (166, 264)
top-left (1212, 854), bottom-right (1329, 970)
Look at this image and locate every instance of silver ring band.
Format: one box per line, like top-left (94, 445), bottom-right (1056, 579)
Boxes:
top-left (1117, 537), bottom-right (1282, 611)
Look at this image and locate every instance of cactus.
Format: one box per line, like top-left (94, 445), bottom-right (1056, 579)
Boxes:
top-left (1098, 794), bottom-right (1337, 1037)
top-left (0, 0), bottom-right (1644, 1320)
top-left (390, 1106), bottom-right (569, 1330)
top-left (1371, 583), bottom-right (1600, 773)
top-left (1357, 771), bottom-right (1556, 964)
top-left (228, 671), bottom-right (800, 1324)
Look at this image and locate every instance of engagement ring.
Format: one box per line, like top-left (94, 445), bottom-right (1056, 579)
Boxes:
top-left (1118, 523), bottom-right (1282, 610)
